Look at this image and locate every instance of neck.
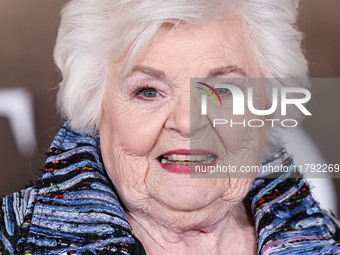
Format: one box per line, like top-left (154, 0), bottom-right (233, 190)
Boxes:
top-left (125, 199), bottom-right (256, 255)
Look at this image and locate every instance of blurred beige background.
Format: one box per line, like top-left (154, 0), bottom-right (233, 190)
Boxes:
top-left (0, 0), bottom-right (339, 209)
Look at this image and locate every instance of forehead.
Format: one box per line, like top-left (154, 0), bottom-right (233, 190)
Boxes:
top-left (134, 16), bottom-right (261, 78)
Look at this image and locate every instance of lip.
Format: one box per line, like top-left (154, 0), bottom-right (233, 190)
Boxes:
top-left (162, 149), bottom-right (219, 155)
top-left (157, 149), bottom-right (218, 175)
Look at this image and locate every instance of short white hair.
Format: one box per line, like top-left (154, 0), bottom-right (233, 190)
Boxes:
top-left (54, 0), bottom-right (308, 154)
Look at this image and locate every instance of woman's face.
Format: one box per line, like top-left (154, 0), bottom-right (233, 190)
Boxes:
top-left (100, 17), bottom-right (269, 225)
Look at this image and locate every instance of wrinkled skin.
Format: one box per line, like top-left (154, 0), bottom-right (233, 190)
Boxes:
top-left (100, 17), bottom-right (269, 255)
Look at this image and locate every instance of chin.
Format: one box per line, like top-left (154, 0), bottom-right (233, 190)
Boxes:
top-left (152, 182), bottom-right (225, 212)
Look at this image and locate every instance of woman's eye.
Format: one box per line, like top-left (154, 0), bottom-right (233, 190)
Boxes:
top-left (215, 88), bottom-right (230, 95)
top-left (135, 87), bottom-right (160, 99)
top-left (143, 89), bottom-right (158, 97)
top-left (142, 88), bottom-right (158, 98)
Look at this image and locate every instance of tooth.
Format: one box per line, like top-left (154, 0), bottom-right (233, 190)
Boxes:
top-left (178, 155), bottom-right (186, 161)
top-left (161, 154), bottom-right (216, 164)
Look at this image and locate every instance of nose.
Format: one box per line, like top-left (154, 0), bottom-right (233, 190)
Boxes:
top-left (164, 91), bottom-right (205, 138)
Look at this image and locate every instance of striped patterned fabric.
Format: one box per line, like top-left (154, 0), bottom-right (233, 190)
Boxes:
top-left (248, 150), bottom-right (340, 254)
top-left (0, 121), bottom-right (340, 254)
top-left (1, 122), bottom-right (135, 254)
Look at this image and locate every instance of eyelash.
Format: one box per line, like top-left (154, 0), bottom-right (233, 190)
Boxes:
top-left (133, 85), bottom-right (159, 98)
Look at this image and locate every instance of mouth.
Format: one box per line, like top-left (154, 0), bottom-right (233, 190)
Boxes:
top-left (157, 154), bottom-right (217, 165)
top-left (157, 149), bottom-right (218, 174)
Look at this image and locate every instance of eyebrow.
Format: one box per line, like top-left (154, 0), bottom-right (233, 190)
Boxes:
top-left (207, 65), bottom-right (247, 78)
top-left (128, 64), bottom-right (247, 80)
top-left (130, 65), bottom-right (167, 80)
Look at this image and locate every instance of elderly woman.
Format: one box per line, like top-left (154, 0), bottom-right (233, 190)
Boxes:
top-left (1, 0), bottom-right (339, 254)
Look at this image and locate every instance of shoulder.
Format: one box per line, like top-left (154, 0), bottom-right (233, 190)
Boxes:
top-left (0, 186), bottom-right (34, 254)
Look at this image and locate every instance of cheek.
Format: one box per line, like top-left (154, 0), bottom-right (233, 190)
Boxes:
top-left (102, 100), bottom-right (167, 156)
top-left (207, 102), bottom-right (253, 150)
top-left (208, 100), bottom-right (268, 163)
top-left (213, 118), bottom-right (257, 151)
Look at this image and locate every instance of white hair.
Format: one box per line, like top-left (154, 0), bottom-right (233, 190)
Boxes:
top-left (54, 0), bottom-right (308, 155)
